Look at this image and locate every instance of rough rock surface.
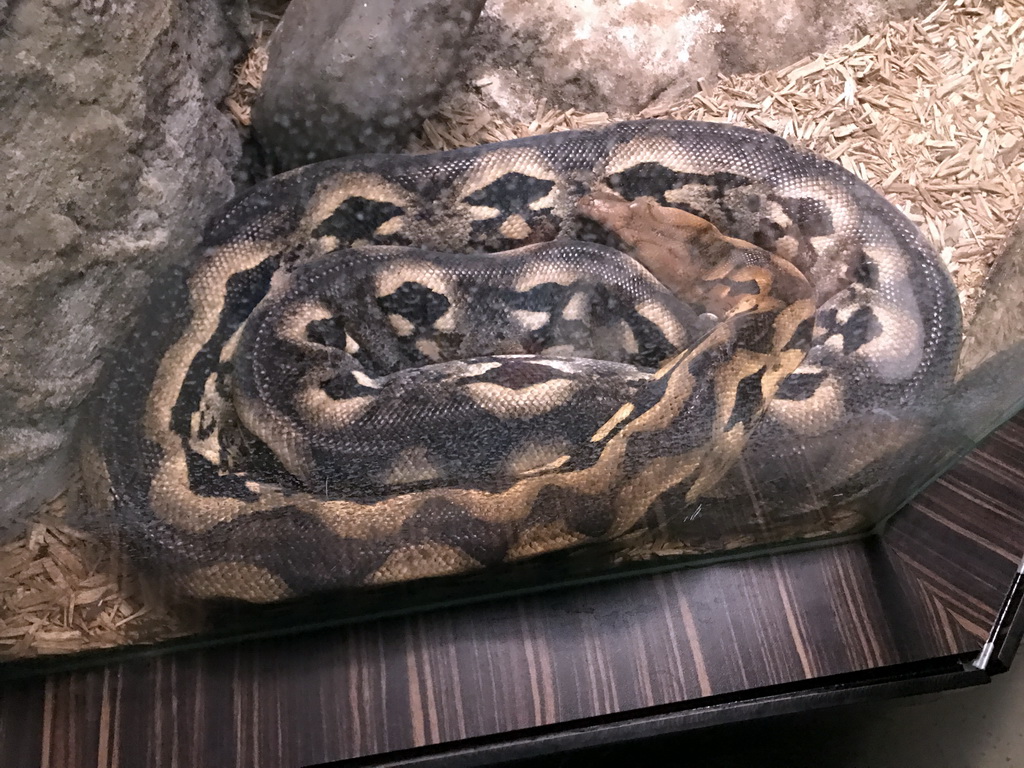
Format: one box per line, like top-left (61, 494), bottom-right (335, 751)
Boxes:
top-left (0, 0), bottom-right (243, 530)
top-left (252, 0), bottom-right (486, 171)
top-left (468, 0), bottom-right (939, 120)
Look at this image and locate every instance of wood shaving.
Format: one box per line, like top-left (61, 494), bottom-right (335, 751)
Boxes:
top-left (225, 35), bottom-right (271, 127)
top-left (0, 490), bottom-right (198, 659)
top-left (4, 0), bottom-right (1017, 660)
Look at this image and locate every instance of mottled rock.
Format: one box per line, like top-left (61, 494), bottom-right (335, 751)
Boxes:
top-left (252, 0), bottom-right (486, 170)
top-left (468, 0), bottom-right (937, 120)
top-left (0, 0), bottom-right (243, 530)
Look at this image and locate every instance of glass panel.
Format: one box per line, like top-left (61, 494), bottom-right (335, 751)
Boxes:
top-left (2, 0), bottom-right (1021, 670)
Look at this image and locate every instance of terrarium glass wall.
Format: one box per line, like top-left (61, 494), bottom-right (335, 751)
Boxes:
top-left (1, 0), bottom-right (1022, 667)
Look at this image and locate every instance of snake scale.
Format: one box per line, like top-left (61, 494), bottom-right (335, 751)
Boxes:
top-left (83, 120), bottom-right (963, 602)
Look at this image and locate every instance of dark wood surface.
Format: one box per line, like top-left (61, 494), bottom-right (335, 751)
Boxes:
top-left (1, 412), bottom-right (1023, 768)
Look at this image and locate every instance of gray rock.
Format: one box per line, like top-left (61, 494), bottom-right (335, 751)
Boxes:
top-left (252, 0), bottom-right (486, 171)
top-left (468, 0), bottom-right (937, 121)
top-left (0, 0), bottom-right (243, 531)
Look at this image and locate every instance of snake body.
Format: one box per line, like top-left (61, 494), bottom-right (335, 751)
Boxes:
top-left (85, 120), bottom-right (963, 602)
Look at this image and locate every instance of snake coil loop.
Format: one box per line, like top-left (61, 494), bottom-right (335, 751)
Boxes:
top-left (85, 120), bottom-right (962, 602)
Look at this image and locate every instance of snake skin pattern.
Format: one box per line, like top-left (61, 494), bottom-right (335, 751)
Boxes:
top-left (83, 120), bottom-right (963, 602)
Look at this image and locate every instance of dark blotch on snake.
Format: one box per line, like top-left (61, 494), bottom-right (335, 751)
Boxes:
top-left (468, 359), bottom-right (560, 389)
top-left (605, 163), bottom-right (685, 203)
top-left (462, 172), bottom-right (556, 218)
top-left (732, 311), bottom-right (782, 356)
top-left (306, 316), bottom-right (349, 348)
top-left (726, 367), bottom-right (766, 430)
top-left (508, 282), bottom-right (567, 313)
top-left (377, 282), bottom-right (451, 327)
top-left (725, 278), bottom-right (761, 296)
top-left (776, 371), bottom-right (829, 401)
top-left (399, 498), bottom-right (511, 565)
top-left (850, 248), bottom-right (880, 289)
top-left (783, 315), bottom-right (817, 352)
top-left (790, 197), bottom-right (835, 238)
top-left (527, 485), bottom-right (618, 539)
top-left (171, 254), bottom-right (281, 440)
top-left (322, 373), bottom-right (378, 401)
top-left (820, 306), bottom-right (883, 354)
top-left (184, 449), bottom-right (259, 501)
top-left (311, 197), bottom-right (405, 243)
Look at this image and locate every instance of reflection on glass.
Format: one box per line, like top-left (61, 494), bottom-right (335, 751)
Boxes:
top-left (2, 0), bottom-right (1021, 668)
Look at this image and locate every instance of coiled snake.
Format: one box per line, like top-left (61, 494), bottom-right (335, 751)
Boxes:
top-left (84, 120), bottom-right (963, 602)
